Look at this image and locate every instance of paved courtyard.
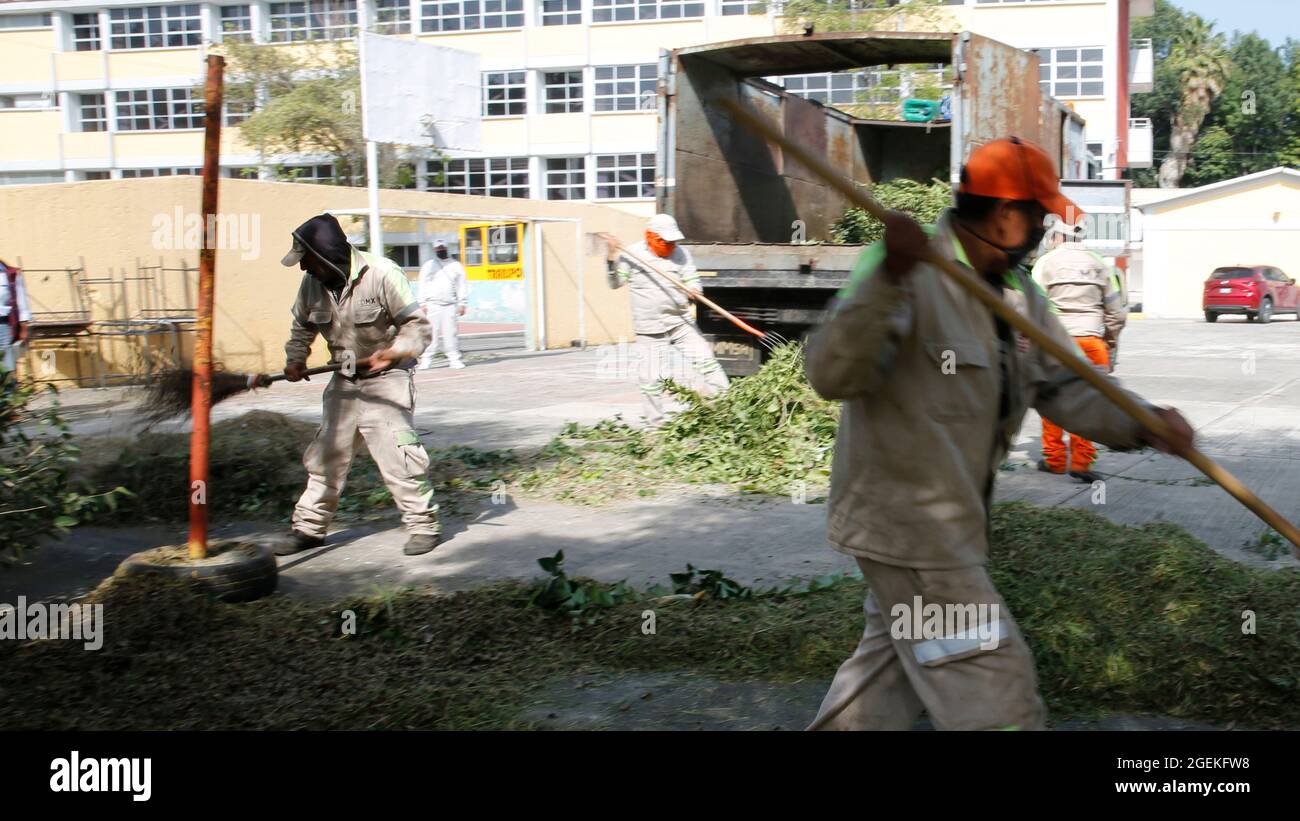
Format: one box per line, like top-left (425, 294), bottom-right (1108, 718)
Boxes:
top-left (8, 317), bottom-right (1299, 602)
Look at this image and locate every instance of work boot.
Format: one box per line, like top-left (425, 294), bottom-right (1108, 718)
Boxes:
top-left (1069, 469), bottom-right (1102, 484)
top-left (270, 530), bottom-right (324, 556)
top-left (403, 533), bottom-right (440, 556)
top-left (1036, 459), bottom-right (1064, 475)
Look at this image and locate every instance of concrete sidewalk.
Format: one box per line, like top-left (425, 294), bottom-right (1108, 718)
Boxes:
top-left (8, 318), bottom-right (1298, 603)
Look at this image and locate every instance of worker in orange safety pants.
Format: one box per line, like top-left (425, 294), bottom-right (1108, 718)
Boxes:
top-left (1032, 221), bottom-right (1128, 483)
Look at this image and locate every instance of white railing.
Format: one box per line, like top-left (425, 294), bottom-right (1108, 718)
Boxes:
top-left (1129, 38), bottom-right (1153, 93)
top-left (1128, 117), bottom-right (1152, 169)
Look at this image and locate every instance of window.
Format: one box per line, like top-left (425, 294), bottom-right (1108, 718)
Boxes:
top-left (593, 64), bottom-right (656, 112)
top-left (78, 94), bottom-right (107, 132)
top-left (545, 157), bottom-right (585, 200)
top-left (114, 88), bottom-right (204, 131)
top-left (0, 93), bottom-right (54, 109)
top-left (83, 171), bottom-right (112, 181)
top-left (387, 245), bottom-right (422, 269)
top-left (543, 71), bottom-right (583, 113)
top-left (109, 5), bottom-right (203, 50)
top-left (0, 13), bottom-right (52, 29)
top-left (1034, 46), bottom-right (1104, 98)
top-left (719, 0), bottom-right (763, 13)
top-left (540, 0), bottom-right (582, 25)
top-left (374, 0), bottom-right (412, 33)
top-left (277, 163), bottom-right (343, 184)
top-left (420, 0), bottom-right (525, 32)
top-left (482, 71), bottom-right (526, 117)
top-left (268, 1), bottom-right (358, 42)
top-left (121, 167), bottom-right (202, 177)
top-left (591, 0), bottom-right (703, 22)
top-left (73, 13), bottom-right (102, 51)
top-left (595, 153), bottom-right (654, 199)
top-left (223, 166), bottom-right (262, 179)
top-left (426, 157), bottom-right (530, 198)
top-left (220, 5), bottom-right (253, 42)
top-left (224, 98), bottom-right (255, 126)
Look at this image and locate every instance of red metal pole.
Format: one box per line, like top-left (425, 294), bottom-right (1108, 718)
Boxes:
top-left (188, 54), bottom-right (224, 560)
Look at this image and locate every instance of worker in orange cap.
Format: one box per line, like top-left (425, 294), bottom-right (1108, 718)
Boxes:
top-left (804, 137), bottom-right (1194, 731)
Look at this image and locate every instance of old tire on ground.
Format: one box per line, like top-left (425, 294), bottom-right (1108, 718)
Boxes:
top-left (116, 540), bottom-right (278, 603)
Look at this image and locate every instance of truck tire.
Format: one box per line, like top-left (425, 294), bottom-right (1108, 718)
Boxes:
top-left (1259, 298), bottom-right (1273, 324)
top-left (116, 540), bottom-right (278, 603)
top-left (1205, 311), bottom-right (1218, 323)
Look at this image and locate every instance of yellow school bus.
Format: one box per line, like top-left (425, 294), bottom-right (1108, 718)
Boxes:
top-left (459, 222), bottom-right (525, 281)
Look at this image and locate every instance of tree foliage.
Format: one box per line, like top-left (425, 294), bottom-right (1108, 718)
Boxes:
top-left (1132, 1), bottom-right (1298, 188)
top-left (211, 39), bottom-right (423, 187)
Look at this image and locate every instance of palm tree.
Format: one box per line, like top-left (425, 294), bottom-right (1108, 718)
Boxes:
top-left (1157, 16), bottom-right (1231, 188)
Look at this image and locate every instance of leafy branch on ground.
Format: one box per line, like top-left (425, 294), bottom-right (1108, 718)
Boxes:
top-left (0, 372), bottom-right (130, 565)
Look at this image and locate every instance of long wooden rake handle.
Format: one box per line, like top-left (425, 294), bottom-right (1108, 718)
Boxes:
top-left (251, 363), bottom-right (343, 388)
top-left (600, 233), bottom-right (770, 340)
top-left (718, 97), bottom-right (1300, 557)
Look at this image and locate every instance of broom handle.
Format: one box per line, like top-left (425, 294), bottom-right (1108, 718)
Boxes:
top-left (255, 363), bottom-right (343, 387)
top-left (718, 97), bottom-right (1300, 555)
top-left (602, 234), bottom-right (770, 340)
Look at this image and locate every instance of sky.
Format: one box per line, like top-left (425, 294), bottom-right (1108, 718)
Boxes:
top-left (1172, 0), bottom-right (1300, 46)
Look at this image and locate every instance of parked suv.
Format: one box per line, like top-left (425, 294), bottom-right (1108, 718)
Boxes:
top-left (1203, 266), bottom-right (1298, 323)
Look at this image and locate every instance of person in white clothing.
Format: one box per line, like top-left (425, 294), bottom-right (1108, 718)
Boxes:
top-left (417, 241), bottom-right (469, 370)
top-left (0, 260), bottom-right (32, 373)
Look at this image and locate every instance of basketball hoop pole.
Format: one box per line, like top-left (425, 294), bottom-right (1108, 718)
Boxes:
top-left (359, 33), bottom-right (383, 254)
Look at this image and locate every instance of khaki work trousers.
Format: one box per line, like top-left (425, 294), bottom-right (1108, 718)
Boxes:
top-left (810, 557), bottom-right (1046, 731)
top-left (637, 321), bottom-right (730, 426)
top-left (292, 369), bottom-right (439, 538)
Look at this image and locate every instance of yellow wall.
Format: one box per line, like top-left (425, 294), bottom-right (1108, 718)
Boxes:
top-left (0, 177), bottom-right (650, 383)
top-left (55, 50), bottom-right (106, 83)
top-left (0, 110), bottom-right (62, 162)
top-left (114, 131), bottom-right (204, 160)
top-left (107, 48), bottom-right (205, 80)
top-left (0, 29), bottom-right (55, 84)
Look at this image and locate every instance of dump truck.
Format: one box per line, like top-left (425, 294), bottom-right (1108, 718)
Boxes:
top-left (656, 31), bottom-right (1089, 375)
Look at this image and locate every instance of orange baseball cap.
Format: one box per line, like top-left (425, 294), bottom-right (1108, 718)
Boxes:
top-left (959, 137), bottom-right (1083, 223)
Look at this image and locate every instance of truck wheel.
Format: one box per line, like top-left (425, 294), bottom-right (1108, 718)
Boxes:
top-left (1205, 311), bottom-right (1218, 323)
top-left (1259, 298), bottom-right (1273, 324)
top-left (1247, 312), bottom-right (1257, 322)
top-left (116, 540), bottom-right (278, 603)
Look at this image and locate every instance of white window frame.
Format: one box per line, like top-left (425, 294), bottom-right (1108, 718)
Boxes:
top-left (426, 157), bottom-right (531, 198)
top-left (78, 93), bottom-right (108, 132)
top-left (420, 0), bottom-right (526, 32)
top-left (373, 0), bottom-right (413, 33)
top-left (591, 0), bottom-right (704, 23)
top-left (593, 63), bottom-right (657, 113)
top-left (108, 4), bottom-right (203, 50)
top-left (542, 69), bottom-right (584, 114)
top-left (539, 0), bottom-right (582, 25)
top-left (219, 4), bottom-right (254, 42)
top-left (72, 12), bottom-right (102, 51)
top-left (267, 0), bottom-right (358, 43)
top-left (482, 70), bottom-right (527, 117)
top-left (719, 0), bottom-right (763, 14)
top-left (544, 156), bottom-right (586, 200)
top-left (594, 152), bottom-right (654, 200)
top-left (1034, 46), bottom-right (1105, 99)
top-left (114, 87), bottom-right (204, 131)
top-left (121, 167), bottom-right (203, 177)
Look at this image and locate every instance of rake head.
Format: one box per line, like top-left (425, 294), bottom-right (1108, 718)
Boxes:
top-left (757, 330), bottom-right (791, 354)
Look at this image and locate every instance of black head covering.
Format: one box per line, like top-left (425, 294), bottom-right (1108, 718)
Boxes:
top-left (285, 213), bottom-right (351, 281)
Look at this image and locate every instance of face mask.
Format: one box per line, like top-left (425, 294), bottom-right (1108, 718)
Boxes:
top-left (645, 231), bottom-right (675, 258)
top-left (436, 249), bottom-right (449, 259)
top-left (1003, 225), bottom-right (1048, 268)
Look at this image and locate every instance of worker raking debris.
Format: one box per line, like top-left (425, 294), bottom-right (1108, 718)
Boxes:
top-left (605, 213), bottom-right (731, 427)
top-left (269, 213), bottom-right (441, 558)
top-left (803, 137), bottom-right (1195, 731)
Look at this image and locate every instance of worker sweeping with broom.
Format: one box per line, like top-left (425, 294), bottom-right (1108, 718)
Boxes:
top-left (804, 138), bottom-right (1195, 731)
top-left (271, 213), bottom-right (441, 557)
top-left (606, 213), bottom-right (730, 427)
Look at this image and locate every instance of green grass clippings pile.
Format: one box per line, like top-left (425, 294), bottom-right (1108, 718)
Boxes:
top-left (3, 503), bottom-right (1295, 730)
top-left (522, 344), bottom-right (839, 502)
top-left (92, 410), bottom-right (515, 523)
